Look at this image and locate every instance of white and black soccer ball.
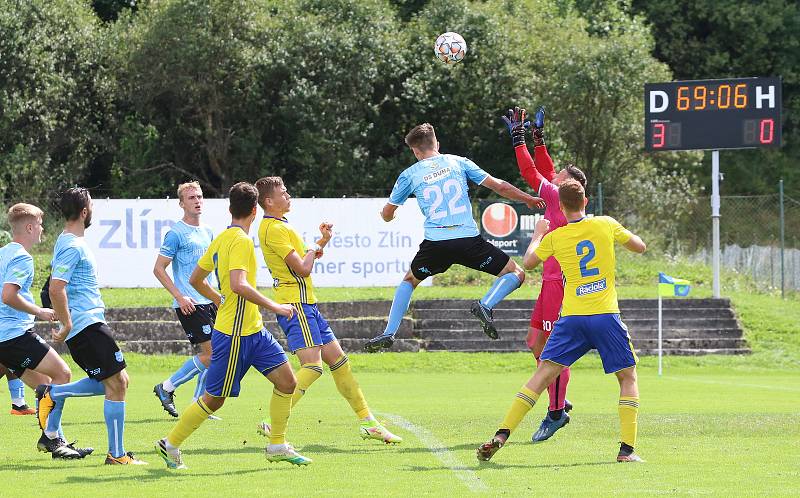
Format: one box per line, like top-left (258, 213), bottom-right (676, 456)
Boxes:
top-left (434, 32), bottom-right (467, 64)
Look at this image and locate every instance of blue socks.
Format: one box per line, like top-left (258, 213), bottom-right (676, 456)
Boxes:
top-left (104, 400), bottom-right (126, 458)
top-left (50, 377), bottom-right (106, 401)
top-left (383, 281), bottom-right (414, 336)
top-left (480, 273), bottom-right (523, 309)
top-left (193, 368), bottom-right (208, 401)
top-left (7, 377), bottom-right (24, 404)
top-left (165, 355), bottom-right (205, 392)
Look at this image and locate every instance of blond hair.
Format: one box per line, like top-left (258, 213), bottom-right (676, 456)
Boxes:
top-left (254, 176), bottom-right (285, 209)
top-left (7, 203), bottom-right (43, 233)
top-left (405, 123), bottom-right (437, 151)
top-left (177, 181), bottom-right (202, 202)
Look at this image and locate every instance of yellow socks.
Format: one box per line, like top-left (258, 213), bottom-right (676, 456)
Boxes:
top-left (167, 397), bottom-right (214, 447)
top-left (329, 355), bottom-right (371, 419)
top-left (269, 388), bottom-right (292, 445)
top-left (291, 363), bottom-right (323, 407)
top-left (500, 386), bottom-right (540, 432)
top-left (618, 396), bottom-right (640, 448)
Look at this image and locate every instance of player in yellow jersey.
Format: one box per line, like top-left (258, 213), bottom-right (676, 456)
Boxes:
top-left (155, 182), bottom-right (311, 469)
top-left (253, 176), bottom-right (402, 444)
top-left (477, 179), bottom-right (647, 463)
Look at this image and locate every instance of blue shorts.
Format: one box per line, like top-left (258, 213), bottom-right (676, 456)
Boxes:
top-left (277, 303), bottom-right (337, 353)
top-left (205, 329), bottom-right (288, 398)
top-left (541, 313), bottom-right (638, 374)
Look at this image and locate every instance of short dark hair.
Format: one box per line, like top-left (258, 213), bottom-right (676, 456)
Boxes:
top-left (564, 164), bottom-right (587, 188)
top-left (228, 182), bottom-right (258, 219)
top-left (60, 187), bottom-right (91, 221)
top-left (558, 179), bottom-right (585, 212)
top-left (405, 123), bottom-right (437, 150)
top-left (254, 176), bottom-right (284, 209)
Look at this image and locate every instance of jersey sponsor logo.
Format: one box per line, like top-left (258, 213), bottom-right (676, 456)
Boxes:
top-left (481, 203), bottom-right (518, 238)
top-left (115, 351), bottom-right (124, 363)
top-left (423, 167), bottom-right (452, 183)
top-left (576, 278), bottom-right (607, 296)
top-left (11, 268), bottom-right (27, 279)
top-left (54, 264), bottom-right (69, 275)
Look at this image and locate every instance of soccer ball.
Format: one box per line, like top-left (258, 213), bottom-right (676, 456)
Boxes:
top-left (434, 32), bottom-right (467, 64)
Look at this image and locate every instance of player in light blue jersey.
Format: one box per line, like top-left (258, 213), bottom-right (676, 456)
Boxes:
top-left (365, 123), bottom-right (545, 351)
top-left (36, 188), bottom-right (146, 465)
top-left (0, 203), bottom-right (91, 459)
top-left (152, 181), bottom-right (218, 418)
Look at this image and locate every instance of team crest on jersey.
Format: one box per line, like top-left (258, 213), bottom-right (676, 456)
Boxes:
top-left (423, 167), bottom-right (452, 183)
top-left (202, 324), bottom-right (212, 335)
top-left (273, 278), bottom-right (280, 288)
top-left (115, 351), bottom-right (124, 363)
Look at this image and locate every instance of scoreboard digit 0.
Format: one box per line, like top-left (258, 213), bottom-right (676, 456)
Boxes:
top-left (644, 77), bottom-right (782, 151)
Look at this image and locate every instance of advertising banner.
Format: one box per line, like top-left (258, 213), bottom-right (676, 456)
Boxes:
top-left (83, 198), bottom-right (427, 288)
top-left (478, 200), bottom-right (545, 256)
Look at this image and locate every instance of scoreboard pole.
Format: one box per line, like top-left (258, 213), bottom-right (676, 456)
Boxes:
top-left (711, 150), bottom-right (721, 298)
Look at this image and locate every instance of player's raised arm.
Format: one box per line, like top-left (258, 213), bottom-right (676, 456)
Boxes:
top-left (530, 107), bottom-right (557, 182)
top-left (502, 107), bottom-right (546, 192)
top-left (481, 176), bottom-right (545, 209)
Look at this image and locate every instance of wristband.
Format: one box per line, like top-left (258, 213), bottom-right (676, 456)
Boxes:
top-left (307, 243), bottom-right (322, 253)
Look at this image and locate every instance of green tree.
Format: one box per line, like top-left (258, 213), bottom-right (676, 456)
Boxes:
top-left (629, 0), bottom-right (800, 195)
top-left (0, 0), bottom-right (112, 205)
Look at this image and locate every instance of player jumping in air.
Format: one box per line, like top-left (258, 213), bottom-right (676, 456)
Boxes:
top-left (37, 189), bottom-right (145, 464)
top-left (0, 204), bottom-right (92, 459)
top-left (477, 179), bottom-right (646, 463)
top-left (502, 106), bottom-right (587, 442)
top-left (254, 176), bottom-right (402, 444)
top-left (152, 182), bottom-right (219, 419)
top-left (156, 182), bottom-right (310, 470)
top-left (364, 123), bottom-right (545, 351)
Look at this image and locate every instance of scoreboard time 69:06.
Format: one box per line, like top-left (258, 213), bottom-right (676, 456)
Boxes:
top-left (644, 77), bottom-right (782, 151)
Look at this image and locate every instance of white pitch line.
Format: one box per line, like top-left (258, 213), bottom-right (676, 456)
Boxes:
top-left (381, 413), bottom-right (489, 493)
top-left (665, 376), bottom-right (800, 393)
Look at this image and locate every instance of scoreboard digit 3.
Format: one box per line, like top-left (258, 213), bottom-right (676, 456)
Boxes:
top-left (644, 77), bottom-right (782, 151)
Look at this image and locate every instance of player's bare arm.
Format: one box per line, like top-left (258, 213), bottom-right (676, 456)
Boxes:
top-left (481, 176), bottom-right (545, 209)
top-left (284, 223), bottom-right (332, 277)
top-left (381, 203), bottom-right (398, 222)
top-left (2, 282), bottom-right (55, 321)
top-left (623, 234), bottom-right (647, 254)
top-left (48, 278), bottom-right (72, 342)
top-left (523, 218), bottom-right (550, 270)
top-left (228, 269), bottom-right (294, 319)
top-left (188, 266), bottom-right (222, 307)
top-left (154, 254), bottom-right (196, 315)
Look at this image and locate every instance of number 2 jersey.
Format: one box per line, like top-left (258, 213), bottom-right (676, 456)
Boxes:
top-left (388, 154), bottom-right (489, 241)
top-left (534, 216), bottom-right (632, 316)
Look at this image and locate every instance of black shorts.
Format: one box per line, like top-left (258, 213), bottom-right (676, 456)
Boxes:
top-left (0, 330), bottom-right (51, 376)
top-left (66, 323), bottom-right (126, 381)
top-left (410, 235), bottom-right (510, 280)
top-left (176, 303), bottom-right (217, 344)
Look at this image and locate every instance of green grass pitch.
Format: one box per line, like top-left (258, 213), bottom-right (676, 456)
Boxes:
top-left (1, 352), bottom-right (797, 496)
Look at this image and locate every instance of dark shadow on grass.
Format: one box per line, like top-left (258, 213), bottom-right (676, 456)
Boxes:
top-left (63, 417), bottom-right (167, 427)
top-left (286, 443), bottom-right (394, 455)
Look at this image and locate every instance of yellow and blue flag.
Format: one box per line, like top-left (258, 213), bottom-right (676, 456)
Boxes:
top-left (658, 272), bottom-right (691, 297)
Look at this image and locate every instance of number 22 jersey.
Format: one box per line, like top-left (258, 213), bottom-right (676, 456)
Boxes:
top-left (388, 154), bottom-right (489, 241)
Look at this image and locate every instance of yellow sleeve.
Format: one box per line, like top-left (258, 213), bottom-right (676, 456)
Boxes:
top-left (265, 224), bottom-right (297, 260)
top-left (608, 217), bottom-right (633, 244)
top-left (197, 242), bottom-right (215, 271)
top-left (228, 236), bottom-right (254, 272)
top-left (533, 232), bottom-right (555, 261)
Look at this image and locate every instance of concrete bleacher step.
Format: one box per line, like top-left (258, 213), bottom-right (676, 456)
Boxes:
top-left (36, 297), bottom-right (746, 356)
